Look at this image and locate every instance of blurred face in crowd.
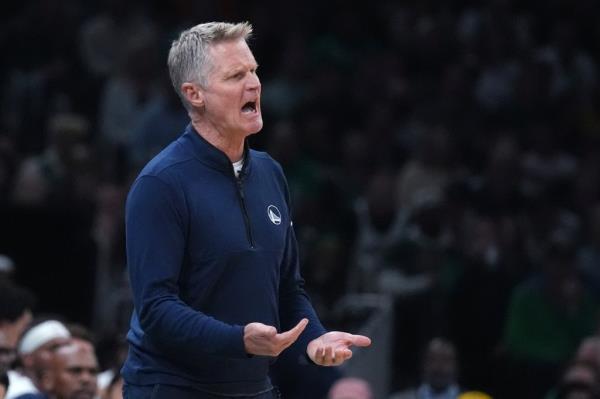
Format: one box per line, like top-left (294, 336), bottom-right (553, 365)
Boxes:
top-left (33, 338), bottom-right (70, 362)
top-left (558, 363), bottom-right (600, 399)
top-left (0, 331), bottom-right (16, 375)
top-left (44, 340), bottom-right (98, 399)
top-left (22, 336), bottom-right (71, 381)
top-left (423, 338), bottom-right (458, 392)
top-left (0, 310), bottom-right (32, 374)
top-left (194, 38), bottom-right (262, 139)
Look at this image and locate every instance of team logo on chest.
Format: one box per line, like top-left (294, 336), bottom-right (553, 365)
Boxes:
top-left (267, 205), bottom-right (282, 225)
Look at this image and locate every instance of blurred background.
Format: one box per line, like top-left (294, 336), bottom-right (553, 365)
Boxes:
top-left (1, 0), bottom-right (600, 398)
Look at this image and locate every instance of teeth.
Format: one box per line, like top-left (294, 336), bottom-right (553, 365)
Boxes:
top-left (242, 102), bottom-right (256, 113)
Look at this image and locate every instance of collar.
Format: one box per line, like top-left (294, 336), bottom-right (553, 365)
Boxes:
top-left (182, 123), bottom-right (252, 178)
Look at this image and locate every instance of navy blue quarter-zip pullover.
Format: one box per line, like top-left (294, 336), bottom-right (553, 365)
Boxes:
top-left (121, 125), bottom-right (326, 395)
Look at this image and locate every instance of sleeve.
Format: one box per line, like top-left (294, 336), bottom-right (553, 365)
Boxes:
top-left (276, 167), bottom-right (327, 350)
top-left (279, 222), bottom-right (327, 350)
top-left (126, 175), bottom-right (246, 359)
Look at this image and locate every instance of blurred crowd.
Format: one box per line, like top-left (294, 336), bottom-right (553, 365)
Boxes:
top-left (1, 0), bottom-right (600, 398)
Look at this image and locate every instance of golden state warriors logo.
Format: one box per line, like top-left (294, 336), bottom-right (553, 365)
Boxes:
top-left (267, 205), bottom-right (281, 225)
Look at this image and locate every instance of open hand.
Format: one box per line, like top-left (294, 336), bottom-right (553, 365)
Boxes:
top-left (307, 331), bottom-right (371, 366)
top-left (244, 318), bottom-right (308, 356)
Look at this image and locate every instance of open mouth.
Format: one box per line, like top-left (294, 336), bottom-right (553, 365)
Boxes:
top-left (241, 101), bottom-right (257, 114)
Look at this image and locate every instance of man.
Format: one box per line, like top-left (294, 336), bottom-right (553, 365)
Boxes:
top-left (390, 338), bottom-right (460, 399)
top-left (0, 280), bottom-right (34, 376)
top-left (328, 377), bottom-right (374, 399)
top-left (7, 320), bottom-right (71, 399)
top-left (29, 338), bottom-right (99, 399)
top-left (122, 21), bottom-right (371, 398)
top-left (0, 280), bottom-right (35, 399)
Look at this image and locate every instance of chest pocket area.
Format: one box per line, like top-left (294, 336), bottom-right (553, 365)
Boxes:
top-left (252, 202), bottom-right (288, 252)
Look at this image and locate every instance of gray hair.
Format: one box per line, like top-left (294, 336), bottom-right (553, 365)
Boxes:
top-left (167, 22), bottom-right (253, 110)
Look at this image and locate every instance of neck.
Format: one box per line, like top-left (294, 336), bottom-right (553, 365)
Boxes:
top-left (191, 118), bottom-right (245, 162)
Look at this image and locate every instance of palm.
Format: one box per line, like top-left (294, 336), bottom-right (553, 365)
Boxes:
top-left (307, 331), bottom-right (371, 366)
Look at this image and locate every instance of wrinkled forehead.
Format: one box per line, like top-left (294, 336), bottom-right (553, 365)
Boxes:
top-left (206, 39), bottom-right (257, 72)
top-left (55, 341), bottom-right (97, 368)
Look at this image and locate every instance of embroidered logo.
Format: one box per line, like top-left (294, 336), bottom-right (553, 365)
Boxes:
top-left (267, 205), bottom-right (282, 225)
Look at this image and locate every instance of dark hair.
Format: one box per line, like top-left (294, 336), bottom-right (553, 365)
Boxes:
top-left (0, 279), bottom-right (36, 322)
top-left (66, 323), bottom-right (96, 345)
top-left (0, 370), bottom-right (8, 389)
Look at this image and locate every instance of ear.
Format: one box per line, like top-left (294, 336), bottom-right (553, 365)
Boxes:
top-left (181, 83), bottom-right (205, 108)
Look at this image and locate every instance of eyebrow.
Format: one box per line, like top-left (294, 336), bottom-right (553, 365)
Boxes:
top-left (225, 63), bottom-right (259, 75)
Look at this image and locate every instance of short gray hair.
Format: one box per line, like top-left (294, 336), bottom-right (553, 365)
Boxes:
top-left (167, 22), bottom-right (253, 110)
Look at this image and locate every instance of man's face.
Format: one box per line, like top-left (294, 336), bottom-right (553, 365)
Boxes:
top-left (51, 341), bottom-right (98, 399)
top-left (200, 38), bottom-right (262, 138)
top-left (423, 340), bottom-right (457, 392)
top-left (26, 337), bottom-right (71, 374)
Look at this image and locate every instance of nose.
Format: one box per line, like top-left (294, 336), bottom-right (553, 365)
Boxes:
top-left (247, 72), bottom-right (260, 91)
top-left (80, 370), bottom-right (97, 387)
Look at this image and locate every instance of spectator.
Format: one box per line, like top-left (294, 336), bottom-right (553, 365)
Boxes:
top-left (0, 280), bottom-right (35, 375)
top-left (6, 320), bottom-right (70, 399)
top-left (328, 377), bottom-right (374, 399)
top-left (390, 337), bottom-right (460, 399)
top-left (551, 361), bottom-right (600, 399)
top-left (35, 338), bottom-right (99, 399)
top-left (501, 240), bottom-right (600, 397)
top-left (11, 113), bottom-right (91, 206)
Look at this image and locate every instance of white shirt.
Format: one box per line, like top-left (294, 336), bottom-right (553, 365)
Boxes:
top-left (232, 159), bottom-right (244, 178)
top-left (6, 370), bottom-right (37, 399)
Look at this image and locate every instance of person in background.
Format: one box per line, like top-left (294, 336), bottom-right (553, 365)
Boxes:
top-left (7, 320), bottom-right (70, 399)
top-left (502, 239), bottom-right (600, 397)
top-left (18, 338), bottom-right (99, 399)
top-left (390, 338), bottom-right (461, 399)
top-left (553, 361), bottom-right (600, 399)
top-left (0, 281), bottom-right (34, 377)
top-left (328, 377), bottom-right (374, 399)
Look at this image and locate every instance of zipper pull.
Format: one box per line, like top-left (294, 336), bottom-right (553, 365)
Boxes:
top-left (237, 179), bottom-right (244, 198)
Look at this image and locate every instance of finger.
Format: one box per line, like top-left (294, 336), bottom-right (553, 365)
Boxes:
top-left (348, 334), bottom-right (372, 347)
top-left (277, 318), bottom-right (308, 345)
top-left (315, 347), bottom-right (324, 364)
top-left (324, 346), bottom-right (333, 366)
top-left (334, 348), bottom-right (352, 364)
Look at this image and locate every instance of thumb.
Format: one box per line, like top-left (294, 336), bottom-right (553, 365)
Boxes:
top-left (279, 318), bottom-right (309, 342)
